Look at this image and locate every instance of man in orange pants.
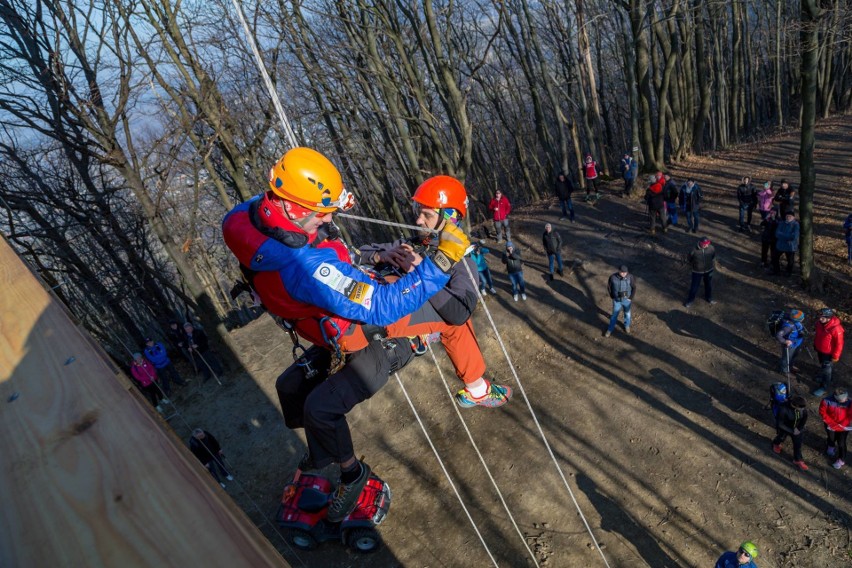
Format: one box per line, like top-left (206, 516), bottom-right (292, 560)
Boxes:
top-left (223, 149), bottom-right (508, 522)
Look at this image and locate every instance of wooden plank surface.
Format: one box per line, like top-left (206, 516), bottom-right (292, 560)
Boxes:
top-left (0, 239), bottom-right (288, 568)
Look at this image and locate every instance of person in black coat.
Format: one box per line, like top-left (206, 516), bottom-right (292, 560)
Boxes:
top-left (759, 209), bottom-right (779, 267)
top-left (183, 322), bottom-right (224, 382)
top-left (542, 223), bottom-right (564, 280)
top-left (554, 172), bottom-right (575, 222)
top-left (771, 395), bottom-right (809, 471)
top-left (190, 429), bottom-right (233, 487)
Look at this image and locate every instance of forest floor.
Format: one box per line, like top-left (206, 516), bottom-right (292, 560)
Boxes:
top-left (173, 116), bottom-right (852, 568)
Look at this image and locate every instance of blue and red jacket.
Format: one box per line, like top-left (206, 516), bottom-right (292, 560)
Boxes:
top-left (222, 194), bottom-right (450, 348)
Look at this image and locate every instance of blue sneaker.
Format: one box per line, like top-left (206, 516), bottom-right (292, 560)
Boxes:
top-left (456, 381), bottom-right (512, 408)
top-left (812, 388), bottom-right (827, 397)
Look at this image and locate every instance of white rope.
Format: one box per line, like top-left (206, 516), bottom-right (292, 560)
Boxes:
top-left (459, 259), bottom-right (613, 568)
top-left (426, 348), bottom-right (539, 566)
top-left (338, 212), bottom-right (439, 236)
top-left (230, 0), bottom-right (299, 149)
top-left (393, 372), bottom-right (499, 567)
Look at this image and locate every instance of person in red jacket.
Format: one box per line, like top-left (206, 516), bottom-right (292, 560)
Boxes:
top-left (489, 190), bottom-right (512, 243)
top-left (819, 388), bottom-right (851, 469)
top-left (645, 172), bottom-right (667, 235)
top-left (130, 352), bottom-right (164, 412)
top-left (812, 308), bottom-right (845, 397)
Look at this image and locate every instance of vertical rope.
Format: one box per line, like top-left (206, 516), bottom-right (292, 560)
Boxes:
top-left (230, 0), bottom-right (299, 149)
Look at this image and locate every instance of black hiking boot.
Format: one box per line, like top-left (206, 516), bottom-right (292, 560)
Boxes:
top-left (327, 460), bottom-right (372, 523)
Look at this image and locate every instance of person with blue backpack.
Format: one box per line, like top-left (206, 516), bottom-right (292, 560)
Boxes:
top-left (776, 309), bottom-right (805, 375)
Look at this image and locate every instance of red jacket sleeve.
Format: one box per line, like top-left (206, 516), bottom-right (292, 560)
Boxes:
top-left (831, 326), bottom-right (845, 360)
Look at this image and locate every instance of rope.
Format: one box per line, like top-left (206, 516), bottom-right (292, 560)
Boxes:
top-left (458, 259), bottom-right (613, 568)
top-left (230, 0), bottom-right (298, 149)
top-left (426, 348), bottom-right (539, 566)
top-left (337, 212), bottom-right (439, 236)
top-left (393, 372), bottom-right (499, 567)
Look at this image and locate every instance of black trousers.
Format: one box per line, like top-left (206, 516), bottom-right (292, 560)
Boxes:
top-left (275, 339), bottom-right (413, 469)
top-left (773, 428), bottom-right (804, 461)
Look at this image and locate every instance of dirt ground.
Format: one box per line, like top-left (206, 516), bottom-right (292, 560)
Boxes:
top-left (172, 116), bottom-right (852, 567)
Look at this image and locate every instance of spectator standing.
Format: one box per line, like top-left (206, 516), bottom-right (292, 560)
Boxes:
top-left (582, 154), bottom-right (601, 201)
top-left (683, 237), bottom-right (716, 308)
top-left (812, 308), bottom-right (845, 397)
top-left (470, 242), bottom-right (497, 296)
top-left (663, 173), bottom-right (679, 227)
top-left (819, 388), bottom-right (851, 469)
top-left (143, 337), bottom-right (186, 397)
top-left (759, 209), bottom-right (778, 267)
top-left (542, 223), bottom-right (564, 280)
top-left (736, 176), bottom-right (757, 232)
top-left (844, 213), bottom-right (852, 265)
top-left (554, 172), bottom-right (576, 222)
top-left (776, 309), bottom-right (805, 376)
top-left (773, 180), bottom-right (796, 217)
top-left (167, 320), bottom-right (193, 364)
top-left (130, 352), bottom-right (164, 412)
top-left (678, 179), bottom-right (702, 233)
top-left (756, 181), bottom-right (775, 221)
top-left (489, 190), bottom-right (512, 243)
top-left (604, 265), bottom-right (635, 337)
top-left (502, 241), bottom-right (526, 301)
top-left (772, 211), bottom-right (800, 276)
top-left (645, 173), bottom-right (667, 235)
top-left (620, 153), bottom-right (637, 197)
top-left (771, 394), bottom-right (809, 470)
top-left (183, 322), bottom-right (224, 382)
top-left (189, 429), bottom-right (233, 488)
top-left (715, 541), bottom-right (759, 568)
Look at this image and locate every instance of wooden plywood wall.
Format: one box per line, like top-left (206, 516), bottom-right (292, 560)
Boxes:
top-left (0, 238), bottom-right (288, 568)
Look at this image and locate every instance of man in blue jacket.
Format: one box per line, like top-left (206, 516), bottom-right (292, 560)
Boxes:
top-left (143, 337), bottom-right (185, 397)
top-left (715, 540), bottom-right (759, 567)
top-left (222, 148), bottom-right (478, 522)
top-left (776, 309), bottom-right (805, 375)
top-left (772, 211), bottom-right (800, 276)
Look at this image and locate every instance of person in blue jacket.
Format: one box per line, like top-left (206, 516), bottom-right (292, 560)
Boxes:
top-left (471, 241), bottom-right (497, 295)
top-left (715, 541), bottom-right (759, 567)
top-left (772, 211), bottom-right (800, 276)
top-left (222, 148), bottom-right (475, 522)
top-left (844, 212), bottom-right (852, 265)
top-left (776, 309), bottom-right (805, 375)
top-left (143, 337), bottom-right (185, 397)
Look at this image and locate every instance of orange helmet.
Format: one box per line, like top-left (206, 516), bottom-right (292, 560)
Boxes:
top-left (412, 175), bottom-right (468, 218)
top-left (268, 147), bottom-right (353, 213)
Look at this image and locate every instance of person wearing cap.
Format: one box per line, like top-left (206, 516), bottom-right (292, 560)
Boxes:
top-left (502, 241), bottom-right (526, 301)
top-left (756, 181), bottom-right (775, 221)
top-left (812, 308), bottom-right (845, 397)
top-left (678, 178), bottom-right (703, 233)
top-left (470, 241), bottom-right (497, 296)
top-left (715, 540), bottom-right (759, 567)
top-left (772, 211), bottom-right (800, 276)
top-left (222, 150), bottom-right (485, 522)
top-left (554, 171), bottom-right (576, 221)
top-left (143, 337), bottom-right (185, 397)
top-left (772, 394), bottom-right (810, 471)
top-left (683, 237), bottom-right (716, 308)
top-left (488, 190), bottom-right (512, 243)
top-left (542, 223), bottom-right (563, 280)
top-left (605, 265), bottom-right (635, 337)
top-left (819, 388), bottom-right (851, 469)
top-left (129, 352), bottom-right (164, 412)
top-left (645, 172), bottom-right (667, 235)
top-left (776, 309), bottom-right (805, 375)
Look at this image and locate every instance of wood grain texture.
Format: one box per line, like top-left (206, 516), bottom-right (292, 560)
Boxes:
top-left (0, 239), bottom-right (288, 568)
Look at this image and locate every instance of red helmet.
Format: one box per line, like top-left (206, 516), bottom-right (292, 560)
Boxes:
top-left (412, 175), bottom-right (468, 218)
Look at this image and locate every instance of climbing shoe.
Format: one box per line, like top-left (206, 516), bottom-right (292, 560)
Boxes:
top-left (456, 381), bottom-right (512, 409)
top-left (327, 460), bottom-right (372, 523)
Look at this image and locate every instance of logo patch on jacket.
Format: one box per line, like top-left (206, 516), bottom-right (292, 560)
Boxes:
top-left (312, 262), bottom-right (373, 308)
top-left (348, 282), bottom-right (374, 307)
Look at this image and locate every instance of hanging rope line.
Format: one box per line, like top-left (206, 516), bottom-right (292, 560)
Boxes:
top-left (338, 212), bottom-right (438, 236)
top-left (426, 348), bottom-right (539, 566)
top-left (227, 2), bottom-right (609, 565)
top-left (230, 0), bottom-right (298, 149)
top-left (458, 259), bottom-right (613, 568)
top-left (393, 372), bottom-right (499, 567)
